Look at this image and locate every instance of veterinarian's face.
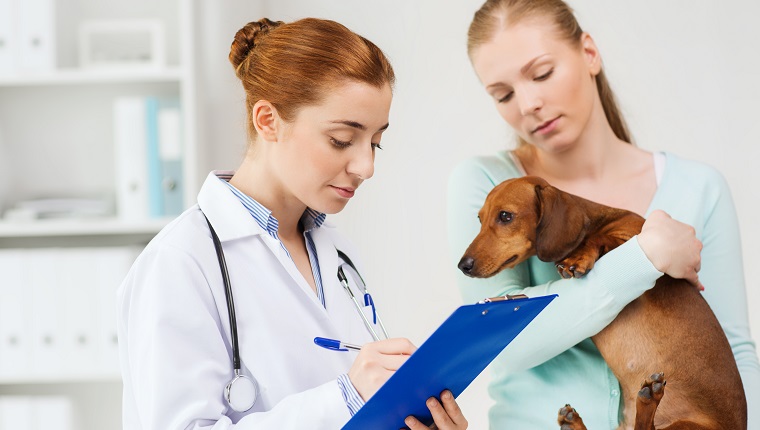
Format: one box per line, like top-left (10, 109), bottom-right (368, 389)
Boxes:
top-left (471, 18), bottom-right (601, 153)
top-left (275, 81), bottom-right (392, 214)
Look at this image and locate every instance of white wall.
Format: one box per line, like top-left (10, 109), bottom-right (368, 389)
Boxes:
top-left (194, 2), bottom-right (760, 428)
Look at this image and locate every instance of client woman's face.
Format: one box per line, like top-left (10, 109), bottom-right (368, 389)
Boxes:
top-left (471, 18), bottom-right (601, 154)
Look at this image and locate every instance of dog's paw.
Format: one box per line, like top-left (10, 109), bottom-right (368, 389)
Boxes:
top-left (556, 254), bottom-right (596, 279)
top-left (557, 404), bottom-right (587, 430)
top-left (638, 372), bottom-right (666, 405)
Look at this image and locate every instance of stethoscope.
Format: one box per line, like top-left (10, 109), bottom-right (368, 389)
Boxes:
top-left (204, 216), bottom-right (387, 413)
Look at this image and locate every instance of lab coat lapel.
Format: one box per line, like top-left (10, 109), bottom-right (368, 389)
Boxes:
top-left (312, 226), bottom-right (342, 313)
top-left (267, 235), bottom-right (324, 308)
top-left (198, 172), bottom-right (324, 309)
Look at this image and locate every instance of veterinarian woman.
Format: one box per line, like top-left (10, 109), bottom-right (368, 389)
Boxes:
top-left (117, 18), bottom-right (468, 430)
top-left (447, 0), bottom-right (760, 428)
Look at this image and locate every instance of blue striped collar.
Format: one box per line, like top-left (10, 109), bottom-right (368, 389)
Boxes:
top-left (217, 174), bottom-right (326, 237)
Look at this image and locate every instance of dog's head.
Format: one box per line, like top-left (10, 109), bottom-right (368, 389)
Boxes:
top-left (458, 176), bottom-right (589, 278)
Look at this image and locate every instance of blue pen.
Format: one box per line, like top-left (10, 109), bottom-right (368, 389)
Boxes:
top-left (314, 337), bottom-right (362, 351)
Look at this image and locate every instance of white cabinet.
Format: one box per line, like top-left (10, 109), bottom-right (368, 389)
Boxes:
top-left (0, 0), bottom-right (198, 428)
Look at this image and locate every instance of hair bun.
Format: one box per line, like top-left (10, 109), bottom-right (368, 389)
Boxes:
top-left (229, 18), bottom-right (284, 72)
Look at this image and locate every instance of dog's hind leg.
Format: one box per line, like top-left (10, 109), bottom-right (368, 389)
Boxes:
top-left (558, 404), bottom-right (588, 430)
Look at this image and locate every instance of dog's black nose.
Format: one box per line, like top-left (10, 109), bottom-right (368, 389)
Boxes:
top-left (458, 256), bottom-right (475, 274)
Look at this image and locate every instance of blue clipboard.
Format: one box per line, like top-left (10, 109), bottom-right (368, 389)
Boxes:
top-left (342, 294), bottom-right (557, 430)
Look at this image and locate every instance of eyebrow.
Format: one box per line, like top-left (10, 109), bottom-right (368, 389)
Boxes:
top-left (485, 54), bottom-right (551, 91)
top-left (520, 54), bottom-right (550, 75)
top-left (330, 120), bottom-right (390, 132)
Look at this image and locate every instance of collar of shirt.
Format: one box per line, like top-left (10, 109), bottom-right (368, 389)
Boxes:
top-left (217, 174), bottom-right (326, 240)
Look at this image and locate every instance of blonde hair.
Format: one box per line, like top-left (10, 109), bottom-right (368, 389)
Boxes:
top-left (468, 0), bottom-right (632, 145)
top-left (230, 18), bottom-right (395, 140)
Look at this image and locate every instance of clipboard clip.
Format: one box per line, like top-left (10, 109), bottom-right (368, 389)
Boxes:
top-left (478, 294), bottom-right (528, 304)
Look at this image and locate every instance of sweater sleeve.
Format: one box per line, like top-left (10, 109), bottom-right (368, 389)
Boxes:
top-left (686, 169), bottom-right (760, 427)
top-left (446, 157), bottom-right (662, 373)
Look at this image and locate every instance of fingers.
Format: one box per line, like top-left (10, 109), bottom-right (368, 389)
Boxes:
top-left (639, 210), bottom-right (703, 280)
top-left (348, 338), bottom-right (416, 401)
top-left (405, 391), bottom-right (468, 430)
top-left (366, 337), bottom-right (417, 356)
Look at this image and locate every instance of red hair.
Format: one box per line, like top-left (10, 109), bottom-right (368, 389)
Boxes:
top-left (230, 18), bottom-right (395, 139)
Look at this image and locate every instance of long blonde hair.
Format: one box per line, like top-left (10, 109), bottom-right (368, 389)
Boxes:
top-left (467, 0), bottom-right (632, 145)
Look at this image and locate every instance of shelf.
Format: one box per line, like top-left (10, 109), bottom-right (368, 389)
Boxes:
top-left (0, 373), bottom-right (121, 386)
top-left (0, 67), bottom-right (185, 87)
top-left (0, 218), bottom-right (172, 238)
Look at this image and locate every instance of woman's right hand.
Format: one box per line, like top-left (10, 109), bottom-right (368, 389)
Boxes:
top-left (347, 338), bottom-right (416, 401)
top-left (637, 209), bottom-right (704, 289)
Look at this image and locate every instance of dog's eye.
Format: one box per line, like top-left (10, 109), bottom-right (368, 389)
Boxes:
top-left (498, 211), bottom-right (513, 223)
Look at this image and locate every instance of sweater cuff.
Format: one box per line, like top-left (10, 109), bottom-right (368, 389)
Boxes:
top-left (589, 235), bottom-right (663, 307)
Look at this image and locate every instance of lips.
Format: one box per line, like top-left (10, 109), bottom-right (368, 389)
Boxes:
top-left (531, 116), bottom-right (560, 134)
top-left (332, 186), bottom-right (355, 198)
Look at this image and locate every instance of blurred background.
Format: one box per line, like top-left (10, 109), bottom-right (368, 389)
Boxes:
top-left (0, 1), bottom-right (757, 428)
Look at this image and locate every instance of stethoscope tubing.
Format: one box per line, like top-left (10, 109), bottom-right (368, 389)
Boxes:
top-left (205, 217), bottom-right (242, 371)
top-left (204, 213), bottom-right (385, 412)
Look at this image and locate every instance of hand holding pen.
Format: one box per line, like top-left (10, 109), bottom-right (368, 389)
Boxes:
top-left (315, 336), bottom-right (467, 429)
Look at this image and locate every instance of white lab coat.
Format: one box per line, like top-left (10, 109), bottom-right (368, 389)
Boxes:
top-left (118, 172), bottom-right (379, 429)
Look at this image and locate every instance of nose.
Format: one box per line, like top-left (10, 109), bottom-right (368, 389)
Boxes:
top-left (347, 145), bottom-right (375, 180)
top-left (458, 256), bottom-right (475, 275)
top-left (517, 88), bottom-right (542, 116)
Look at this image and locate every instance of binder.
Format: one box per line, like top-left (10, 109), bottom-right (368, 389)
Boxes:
top-left (16, 0), bottom-right (55, 72)
top-left (157, 102), bottom-right (183, 216)
top-left (342, 294), bottom-right (557, 430)
top-left (0, 250), bottom-right (31, 380)
top-left (0, 0), bottom-right (16, 75)
top-left (113, 97), bottom-right (149, 220)
top-left (60, 248), bottom-right (99, 376)
top-left (145, 97), bottom-right (162, 218)
top-left (27, 248), bottom-right (66, 377)
top-left (95, 246), bottom-right (140, 375)
top-left (145, 97), bottom-right (183, 217)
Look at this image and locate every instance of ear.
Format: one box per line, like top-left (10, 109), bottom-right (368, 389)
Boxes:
top-left (251, 100), bottom-right (279, 142)
top-left (580, 32), bottom-right (602, 76)
top-left (534, 184), bottom-right (590, 262)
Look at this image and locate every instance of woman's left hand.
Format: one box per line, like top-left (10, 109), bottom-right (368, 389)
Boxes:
top-left (404, 390), bottom-right (468, 429)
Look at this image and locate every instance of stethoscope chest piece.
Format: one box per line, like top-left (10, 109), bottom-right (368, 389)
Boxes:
top-left (225, 371), bottom-right (258, 413)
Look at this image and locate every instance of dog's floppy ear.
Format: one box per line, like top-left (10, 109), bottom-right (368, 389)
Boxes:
top-left (534, 184), bottom-right (590, 262)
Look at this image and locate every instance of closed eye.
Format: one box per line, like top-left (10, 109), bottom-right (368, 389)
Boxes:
top-left (535, 69), bottom-right (553, 81)
top-left (330, 137), bottom-right (351, 149)
top-left (497, 91), bottom-right (514, 104)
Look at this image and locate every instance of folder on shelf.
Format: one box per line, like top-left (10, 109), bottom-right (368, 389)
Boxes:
top-left (114, 96), bottom-right (149, 220)
top-left (0, 250), bottom-right (32, 380)
top-left (26, 248), bottom-right (66, 376)
top-left (145, 97), bottom-right (183, 218)
top-left (0, 0), bottom-right (17, 75)
top-left (60, 249), bottom-right (99, 375)
top-left (16, 0), bottom-right (55, 72)
top-left (157, 101), bottom-right (184, 216)
top-left (95, 247), bottom-right (141, 375)
top-left (342, 294), bottom-right (557, 430)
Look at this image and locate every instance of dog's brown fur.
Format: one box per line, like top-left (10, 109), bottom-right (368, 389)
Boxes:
top-left (458, 176), bottom-right (746, 430)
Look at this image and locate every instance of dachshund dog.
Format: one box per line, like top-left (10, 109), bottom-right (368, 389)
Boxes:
top-left (457, 176), bottom-right (746, 430)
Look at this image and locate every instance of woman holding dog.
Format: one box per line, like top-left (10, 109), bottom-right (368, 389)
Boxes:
top-left (118, 17), bottom-right (468, 429)
top-left (447, 0), bottom-right (759, 428)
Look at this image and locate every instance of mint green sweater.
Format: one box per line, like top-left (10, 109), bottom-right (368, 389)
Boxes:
top-left (447, 151), bottom-right (759, 429)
